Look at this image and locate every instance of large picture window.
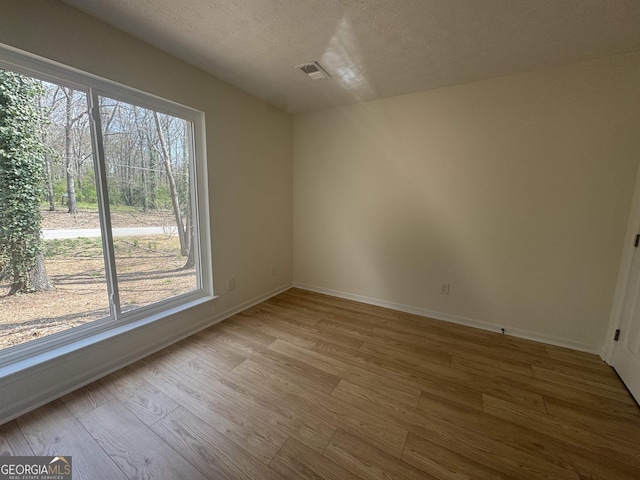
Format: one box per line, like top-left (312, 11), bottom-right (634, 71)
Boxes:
top-left (0, 46), bottom-right (211, 359)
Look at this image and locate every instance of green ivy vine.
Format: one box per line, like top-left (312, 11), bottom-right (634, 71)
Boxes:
top-left (0, 68), bottom-right (47, 292)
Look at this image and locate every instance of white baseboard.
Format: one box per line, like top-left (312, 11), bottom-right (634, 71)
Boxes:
top-left (294, 283), bottom-right (601, 355)
top-left (0, 282), bottom-right (292, 425)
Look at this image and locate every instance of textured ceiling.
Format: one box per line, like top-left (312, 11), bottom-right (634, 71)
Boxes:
top-left (60, 0), bottom-right (640, 113)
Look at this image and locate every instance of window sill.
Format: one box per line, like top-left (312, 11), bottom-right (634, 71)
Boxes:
top-left (0, 294), bottom-right (217, 381)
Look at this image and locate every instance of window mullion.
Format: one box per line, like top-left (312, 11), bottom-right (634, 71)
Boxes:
top-left (88, 89), bottom-right (121, 319)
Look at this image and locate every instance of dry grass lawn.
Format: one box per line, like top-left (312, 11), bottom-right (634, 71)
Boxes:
top-left (0, 209), bottom-right (196, 350)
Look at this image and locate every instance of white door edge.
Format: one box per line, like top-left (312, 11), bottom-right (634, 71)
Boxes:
top-left (603, 160), bottom-right (640, 365)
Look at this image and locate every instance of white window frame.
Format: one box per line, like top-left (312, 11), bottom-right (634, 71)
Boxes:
top-left (0, 43), bottom-right (214, 371)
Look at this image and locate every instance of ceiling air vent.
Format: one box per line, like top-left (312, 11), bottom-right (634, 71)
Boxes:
top-left (297, 61), bottom-right (331, 80)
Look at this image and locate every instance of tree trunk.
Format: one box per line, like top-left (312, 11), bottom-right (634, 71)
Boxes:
top-left (28, 254), bottom-right (54, 291)
top-left (153, 112), bottom-right (187, 255)
top-left (38, 92), bottom-right (56, 211)
top-left (45, 152), bottom-right (55, 211)
top-left (183, 199), bottom-right (195, 269)
top-left (9, 254), bottom-right (54, 294)
top-left (141, 136), bottom-right (148, 212)
top-left (185, 199), bottom-right (192, 247)
top-left (149, 148), bottom-right (157, 210)
top-left (183, 235), bottom-right (195, 269)
top-left (65, 88), bottom-right (78, 214)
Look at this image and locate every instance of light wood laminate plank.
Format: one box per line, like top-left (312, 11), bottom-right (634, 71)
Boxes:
top-left (60, 377), bottom-right (113, 418)
top-left (78, 400), bottom-right (206, 480)
top-left (268, 437), bottom-right (362, 480)
top-left (0, 420), bottom-right (34, 456)
top-left (324, 428), bottom-right (434, 480)
top-left (181, 354), bottom-right (336, 453)
top-left (17, 400), bottom-right (126, 480)
top-left (152, 407), bottom-right (285, 480)
top-left (103, 369), bottom-right (180, 426)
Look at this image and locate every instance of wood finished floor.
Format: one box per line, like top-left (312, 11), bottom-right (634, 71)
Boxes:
top-left (2, 288), bottom-right (640, 479)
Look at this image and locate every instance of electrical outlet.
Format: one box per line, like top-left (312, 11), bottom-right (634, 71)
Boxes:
top-left (227, 278), bottom-right (235, 291)
top-left (440, 283), bottom-right (450, 295)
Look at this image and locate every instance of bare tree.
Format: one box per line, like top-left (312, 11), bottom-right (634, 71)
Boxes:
top-left (153, 111), bottom-right (187, 256)
top-left (63, 88), bottom-right (78, 214)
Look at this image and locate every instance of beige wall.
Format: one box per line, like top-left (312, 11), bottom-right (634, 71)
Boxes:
top-left (0, 0), bottom-right (294, 313)
top-left (294, 53), bottom-right (640, 351)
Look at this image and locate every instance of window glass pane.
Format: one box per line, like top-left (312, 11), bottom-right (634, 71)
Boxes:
top-left (99, 96), bottom-right (198, 313)
top-left (0, 70), bottom-right (110, 350)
